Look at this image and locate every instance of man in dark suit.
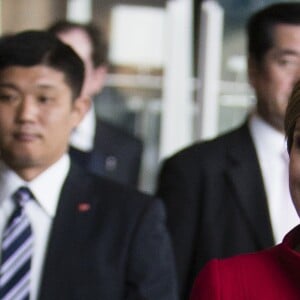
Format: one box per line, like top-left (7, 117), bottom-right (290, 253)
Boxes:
top-left (48, 21), bottom-right (143, 187)
top-left (156, 3), bottom-right (300, 299)
top-left (0, 30), bottom-right (177, 299)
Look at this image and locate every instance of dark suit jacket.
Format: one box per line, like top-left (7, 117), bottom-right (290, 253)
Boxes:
top-left (69, 118), bottom-right (143, 187)
top-left (156, 122), bottom-right (274, 300)
top-left (38, 162), bottom-right (178, 300)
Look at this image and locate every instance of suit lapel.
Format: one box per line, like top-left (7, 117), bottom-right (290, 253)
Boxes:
top-left (38, 163), bottom-right (96, 300)
top-left (225, 123), bottom-right (274, 248)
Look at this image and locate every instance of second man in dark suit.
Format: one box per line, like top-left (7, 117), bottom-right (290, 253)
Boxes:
top-left (156, 3), bottom-right (300, 299)
top-left (48, 21), bottom-right (143, 187)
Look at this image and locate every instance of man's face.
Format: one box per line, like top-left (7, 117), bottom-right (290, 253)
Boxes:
top-left (0, 65), bottom-right (87, 180)
top-left (249, 24), bottom-right (300, 132)
top-left (289, 118), bottom-right (300, 217)
top-left (57, 29), bottom-right (104, 98)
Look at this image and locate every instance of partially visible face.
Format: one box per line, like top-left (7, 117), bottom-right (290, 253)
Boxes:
top-left (249, 24), bottom-right (300, 132)
top-left (289, 118), bottom-right (300, 217)
top-left (0, 65), bottom-right (87, 180)
top-left (57, 28), bottom-right (102, 98)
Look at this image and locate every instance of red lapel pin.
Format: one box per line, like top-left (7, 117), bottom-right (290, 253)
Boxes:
top-left (78, 203), bottom-right (91, 212)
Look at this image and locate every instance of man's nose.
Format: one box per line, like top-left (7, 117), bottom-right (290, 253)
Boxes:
top-left (16, 97), bottom-right (37, 122)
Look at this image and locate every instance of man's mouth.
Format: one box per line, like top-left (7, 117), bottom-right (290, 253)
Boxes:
top-left (13, 132), bottom-right (39, 142)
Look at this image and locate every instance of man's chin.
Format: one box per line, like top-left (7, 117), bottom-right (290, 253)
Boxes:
top-left (2, 154), bottom-right (39, 170)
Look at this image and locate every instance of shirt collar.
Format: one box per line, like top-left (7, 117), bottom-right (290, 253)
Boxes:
top-left (0, 154), bottom-right (70, 217)
top-left (249, 113), bottom-right (287, 160)
top-left (69, 102), bottom-right (96, 151)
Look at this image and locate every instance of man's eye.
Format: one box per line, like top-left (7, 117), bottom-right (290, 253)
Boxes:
top-left (279, 59), bottom-right (292, 65)
top-left (38, 96), bottom-right (53, 103)
top-left (278, 58), bottom-right (299, 68)
top-left (0, 94), bottom-right (17, 102)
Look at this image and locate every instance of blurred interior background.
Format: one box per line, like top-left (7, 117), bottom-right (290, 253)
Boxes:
top-left (0, 0), bottom-right (295, 193)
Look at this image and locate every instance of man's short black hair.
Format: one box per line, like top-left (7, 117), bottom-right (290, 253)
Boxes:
top-left (0, 30), bottom-right (84, 99)
top-left (247, 2), bottom-right (300, 65)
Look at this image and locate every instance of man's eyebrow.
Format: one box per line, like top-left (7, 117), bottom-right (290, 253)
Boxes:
top-left (35, 83), bottom-right (59, 90)
top-left (0, 83), bottom-right (18, 89)
top-left (276, 49), bottom-right (300, 57)
top-left (0, 83), bottom-right (58, 93)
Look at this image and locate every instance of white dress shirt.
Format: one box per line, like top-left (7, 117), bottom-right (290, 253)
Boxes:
top-left (69, 103), bottom-right (96, 152)
top-left (249, 113), bottom-right (299, 243)
top-left (0, 154), bottom-right (70, 300)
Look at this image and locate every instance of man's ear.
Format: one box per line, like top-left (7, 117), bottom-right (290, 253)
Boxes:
top-left (71, 95), bottom-right (91, 128)
top-left (93, 65), bottom-right (107, 93)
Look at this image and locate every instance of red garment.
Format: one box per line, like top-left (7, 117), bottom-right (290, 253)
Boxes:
top-left (190, 225), bottom-right (300, 300)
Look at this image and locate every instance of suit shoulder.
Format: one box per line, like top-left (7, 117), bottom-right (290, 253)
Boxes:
top-left (67, 162), bottom-right (154, 210)
top-left (97, 118), bottom-right (142, 148)
top-left (90, 171), bottom-right (158, 209)
top-left (164, 122), bottom-right (250, 165)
